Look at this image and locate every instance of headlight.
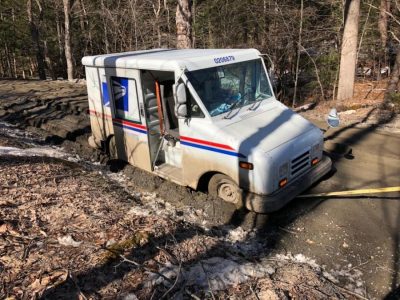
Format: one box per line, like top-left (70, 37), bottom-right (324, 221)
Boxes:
top-left (311, 142), bottom-right (322, 156)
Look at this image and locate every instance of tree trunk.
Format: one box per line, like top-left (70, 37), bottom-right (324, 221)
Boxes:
top-left (153, 0), bottom-right (162, 47)
top-left (56, 11), bottom-right (64, 66)
top-left (208, 16), bottom-right (214, 47)
top-left (378, 0), bottom-right (390, 80)
top-left (293, 0), bottom-right (303, 107)
top-left (80, 0), bottom-right (93, 53)
top-left (4, 42), bottom-right (14, 78)
top-left (63, 0), bottom-right (74, 81)
top-left (337, 0), bottom-right (360, 102)
top-left (0, 50), bottom-right (5, 77)
top-left (176, 0), bottom-right (192, 49)
top-left (378, 0), bottom-right (390, 50)
top-left (27, 0), bottom-right (46, 80)
top-left (100, 0), bottom-right (110, 53)
top-left (43, 41), bottom-right (56, 80)
top-left (384, 46), bottom-right (400, 103)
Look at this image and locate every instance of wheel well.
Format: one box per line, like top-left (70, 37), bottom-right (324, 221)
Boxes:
top-left (196, 171), bottom-right (220, 192)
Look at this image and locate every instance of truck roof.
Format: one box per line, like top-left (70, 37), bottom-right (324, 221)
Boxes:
top-left (81, 48), bottom-right (261, 72)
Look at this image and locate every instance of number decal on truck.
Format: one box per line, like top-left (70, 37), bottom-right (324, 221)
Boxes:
top-left (214, 56), bottom-right (235, 64)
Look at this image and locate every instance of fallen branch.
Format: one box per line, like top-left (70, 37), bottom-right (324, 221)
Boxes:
top-left (249, 283), bottom-right (260, 300)
top-left (185, 288), bottom-right (201, 300)
top-left (293, 102), bottom-right (316, 113)
top-left (348, 259), bottom-right (371, 272)
top-left (160, 261), bottom-right (182, 300)
top-left (200, 261), bottom-right (216, 300)
top-left (324, 277), bottom-right (369, 300)
top-left (103, 247), bottom-right (174, 285)
top-left (68, 271), bottom-right (88, 300)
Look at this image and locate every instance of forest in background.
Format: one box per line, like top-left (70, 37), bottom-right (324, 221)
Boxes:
top-left (0, 0), bottom-right (399, 106)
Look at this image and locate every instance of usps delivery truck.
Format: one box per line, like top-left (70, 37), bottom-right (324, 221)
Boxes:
top-left (82, 49), bottom-right (332, 213)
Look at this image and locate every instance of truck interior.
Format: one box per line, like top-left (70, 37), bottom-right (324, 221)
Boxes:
top-left (141, 70), bottom-right (183, 183)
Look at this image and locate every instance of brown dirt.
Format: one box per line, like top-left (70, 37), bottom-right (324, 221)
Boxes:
top-left (300, 80), bottom-right (400, 132)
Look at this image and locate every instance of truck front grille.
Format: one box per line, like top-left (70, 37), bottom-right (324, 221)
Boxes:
top-left (291, 150), bottom-right (310, 177)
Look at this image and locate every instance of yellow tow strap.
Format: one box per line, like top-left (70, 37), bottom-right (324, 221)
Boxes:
top-left (297, 186), bottom-right (400, 198)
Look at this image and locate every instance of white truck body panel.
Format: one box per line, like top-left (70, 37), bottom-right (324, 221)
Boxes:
top-left (82, 48), bottom-right (261, 72)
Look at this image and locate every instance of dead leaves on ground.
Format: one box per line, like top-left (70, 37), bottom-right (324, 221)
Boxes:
top-left (0, 157), bottom-right (172, 298)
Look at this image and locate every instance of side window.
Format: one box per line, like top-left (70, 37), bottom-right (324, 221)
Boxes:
top-left (111, 76), bottom-right (140, 122)
top-left (187, 86), bottom-right (205, 118)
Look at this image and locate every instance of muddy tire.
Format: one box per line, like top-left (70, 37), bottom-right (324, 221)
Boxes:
top-left (107, 135), bottom-right (118, 159)
top-left (208, 174), bottom-right (243, 209)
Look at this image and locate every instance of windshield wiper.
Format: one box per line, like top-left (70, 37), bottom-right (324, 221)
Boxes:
top-left (248, 94), bottom-right (267, 111)
top-left (224, 100), bottom-right (242, 119)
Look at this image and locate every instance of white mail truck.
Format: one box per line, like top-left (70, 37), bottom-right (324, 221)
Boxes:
top-left (82, 49), bottom-right (332, 213)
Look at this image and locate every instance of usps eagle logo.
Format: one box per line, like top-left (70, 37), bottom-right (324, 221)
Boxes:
top-left (112, 80), bottom-right (127, 100)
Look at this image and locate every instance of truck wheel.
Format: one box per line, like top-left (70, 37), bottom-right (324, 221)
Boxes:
top-left (107, 135), bottom-right (118, 159)
top-left (208, 174), bottom-right (243, 209)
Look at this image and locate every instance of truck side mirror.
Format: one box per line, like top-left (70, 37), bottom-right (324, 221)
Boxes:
top-left (176, 82), bottom-right (187, 104)
top-left (176, 104), bottom-right (188, 118)
top-left (327, 108), bottom-right (340, 128)
top-left (175, 82), bottom-right (188, 119)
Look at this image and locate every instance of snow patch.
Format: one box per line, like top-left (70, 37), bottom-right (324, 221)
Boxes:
top-left (225, 226), bottom-right (249, 243)
top-left (148, 256), bottom-right (276, 291)
top-left (0, 145), bottom-right (69, 159)
top-left (274, 253), bottom-right (320, 269)
top-left (106, 171), bottom-right (211, 228)
top-left (58, 235), bottom-right (82, 247)
top-left (148, 253), bottom-right (365, 296)
top-left (0, 121), bottom-right (41, 143)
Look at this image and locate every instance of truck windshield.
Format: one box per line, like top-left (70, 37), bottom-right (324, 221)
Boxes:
top-left (186, 59), bottom-right (273, 117)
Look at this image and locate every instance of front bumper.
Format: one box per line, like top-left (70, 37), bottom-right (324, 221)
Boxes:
top-left (244, 155), bottom-right (332, 213)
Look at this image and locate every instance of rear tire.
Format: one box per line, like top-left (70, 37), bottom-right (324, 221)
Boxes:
top-left (107, 135), bottom-right (118, 159)
top-left (208, 174), bottom-right (243, 209)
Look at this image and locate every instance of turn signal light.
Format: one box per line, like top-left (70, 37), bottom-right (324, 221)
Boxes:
top-left (279, 178), bottom-right (288, 188)
top-left (311, 158), bottom-right (319, 166)
top-left (239, 162), bottom-right (254, 170)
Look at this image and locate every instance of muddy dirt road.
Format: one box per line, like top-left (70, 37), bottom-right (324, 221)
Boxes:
top-left (267, 124), bottom-right (400, 299)
top-left (1, 79), bottom-right (399, 299)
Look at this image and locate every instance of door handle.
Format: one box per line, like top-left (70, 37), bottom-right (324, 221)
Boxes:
top-left (140, 103), bottom-right (145, 117)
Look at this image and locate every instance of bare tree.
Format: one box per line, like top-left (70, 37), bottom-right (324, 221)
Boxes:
top-left (100, 0), bottom-right (110, 53)
top-left (378, 0), bottom-right (391, 80)
top-left (27, 0), bottom-right (46, 79)
top-left (384, 46), bottom-right (400, 103)
top-left (337, 0), bottom-right (360, 102)
top-left (176, 0), bottom-right (192, 49)
top-left (63, 0), bottom-right (74, 80)
top-left (378, 0), bottom-right (390, 51)
top-left (292, 0), bottom-right (303, 107)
